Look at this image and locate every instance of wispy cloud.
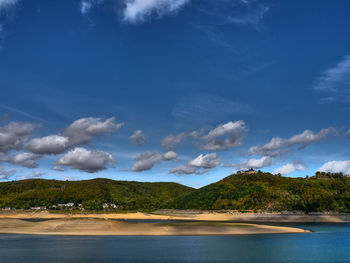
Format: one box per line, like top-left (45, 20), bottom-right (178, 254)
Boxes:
top-left (80, 0), bottom-right (269, 26)
top-left (172, 93), bottom-right (253, 126)
top-left (249, 127), bottom-right (338, 157)
top-left (314, 54), bottom-right (350, 103)
top-left (0, 0), bottom-right (18, 12)
top-left (123, 0), bottom-right (190, 23)
top-left (80, 0), bottom-right (190, 23)
top-left (194, 0), bottom-right (269, 26)
top-left (0, 104), bottom-right (44, 122)
top-left (0, 0), bottom-right (19, 37)
top-left (79, 0), bottom-right (104, 14)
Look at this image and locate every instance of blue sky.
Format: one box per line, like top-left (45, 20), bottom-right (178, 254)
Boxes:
top-left (0, 0), bottom-right (350, 187)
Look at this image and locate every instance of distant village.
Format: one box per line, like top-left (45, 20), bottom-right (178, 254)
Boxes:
top-left (2, 203), bottom-right (120, 211)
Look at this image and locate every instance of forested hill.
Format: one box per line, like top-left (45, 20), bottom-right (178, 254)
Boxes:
top-left (0, 178), bottom-right (193, 210)
top-left (1, 172), bottom-right (350, 212)
top-left (166, 171), bottom-right (350, 212)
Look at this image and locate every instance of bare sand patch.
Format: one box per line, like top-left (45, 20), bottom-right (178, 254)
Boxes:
top-left (0, 218), bottom-right (309, 236)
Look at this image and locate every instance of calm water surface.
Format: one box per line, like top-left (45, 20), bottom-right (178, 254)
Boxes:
top-left (1, 223), bottom-right (350, 262)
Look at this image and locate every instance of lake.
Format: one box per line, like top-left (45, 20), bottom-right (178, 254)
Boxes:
top-left (0, 223), bottom-right (350, 262)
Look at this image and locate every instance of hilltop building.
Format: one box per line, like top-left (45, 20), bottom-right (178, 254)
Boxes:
top-left (237, 168), bottom-right (258, 175)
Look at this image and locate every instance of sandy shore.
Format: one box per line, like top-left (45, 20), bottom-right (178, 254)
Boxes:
top-left (1, 210), bottom-right (350, 223)
top-left (0, 218), bottom-right (308, 236)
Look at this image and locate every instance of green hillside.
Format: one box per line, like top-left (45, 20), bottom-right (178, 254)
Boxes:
top-left (0, 178), bottom-right (193, 210)
top-left (1, 171), bottom-right (350, 212)
top-left (165, 171), bottom-right (350, 212)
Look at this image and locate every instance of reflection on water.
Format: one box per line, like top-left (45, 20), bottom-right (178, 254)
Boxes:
top-left (0, 223), bottom-right (350, 263)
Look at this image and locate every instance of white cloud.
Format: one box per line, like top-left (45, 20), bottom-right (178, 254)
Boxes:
top-left (0, 167), bottom-right (15, 180)
top-left (225, 156), bottom-right (273, 170)
top-left (249, 127), bottom-right (338, 157)
top-left (131, 150), bottom-right (177, 171)
top-left (170, 153), bottom-right (221, 175)
top-left (200, 121), bottom-right (247, 150)
top-left (56, 147), bottom-right (115, 173)
top-left (163, 150), bottom-right (177, 160)
top-left (0, 122), bottom-right (37, 153)
top-left (123, 0), bottom-right (189, 24)
top-left (274, 162), bottom-right (306, 175)
top-left (161, 120), bottom-right (247, 151)
top-left (11, 152), bottom-right (41, 168)
top-left (188, 153), bottom-right (221, 168)
top-left (130, 130), bottom-right (147, 146)
top-left (26, 135), bottom-right (70, 155)
top-left (314, 54), bottom-right (350, 102)
top-left (63, 117), bottom-right (123, 147)
top-left (318, 161), bottom-right (350, 175)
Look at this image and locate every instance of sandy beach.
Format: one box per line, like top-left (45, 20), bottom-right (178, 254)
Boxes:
top-left (0, 210), bottom-right (315, 235)
top-left (0, 218), bottom-right (309, 236)
top-left (1, 210), bottom-right (349, 223)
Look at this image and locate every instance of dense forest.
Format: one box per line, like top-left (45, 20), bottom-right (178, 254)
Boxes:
top-left (166, 171), bottom-right (350, 212)
top-left (0, 179), bottom-right (193, 210)
top-left (1, 171), bottom-right (350, 212)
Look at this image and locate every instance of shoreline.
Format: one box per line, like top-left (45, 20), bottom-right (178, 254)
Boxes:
top-left (1, 210), bottom-right (350, 223)
top-left (0, 218), bottom-right (309, 236)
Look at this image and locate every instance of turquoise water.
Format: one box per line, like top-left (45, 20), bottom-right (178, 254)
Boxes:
top-left (1, 223), bottom-right (350, 262)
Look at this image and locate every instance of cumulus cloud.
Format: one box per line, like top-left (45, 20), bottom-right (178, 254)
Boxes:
top-left (249, 127), bottom-right (338, 157)
top-left (318, 161), bottom-right (350, 175)
top-left (130, 130), bottom-right (147, 146)
top-left (225, 156), bottom-right (273, 170)
top-left (26, 135), bottom-right (70, 155)
top-left (0, 122), bottom-right (37, 153)
top-left (170, 153), bottom-right (221, 175)
top-left (131, 150), bottom-right (177, 172)
top-left (314, 54), bottom-right (350, 103)
top-left (163, 150), bottom-right (177, 160)
top-left (23, 117), bottom-right (122, 156)
top-left (161, 121), bottom-right (247, 151)
top-left (274, 161), bottom-right (306, 175)
top-left (11, 152), bottom-right (41, 168)
top-left (200, 121), bottom-right (247, 150)
top-left (161, 131), bottom-right (200, 150)
top-left (17, 171), bottom-right (46, 180)
top-left (0, 167), bottom-right (15, 180)
top-left (123, 0), bottom-right (189, 23)
top-left (63, 117), bottom-right (123, 147)
top-left (55, 147), bottom-right (115, 173)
